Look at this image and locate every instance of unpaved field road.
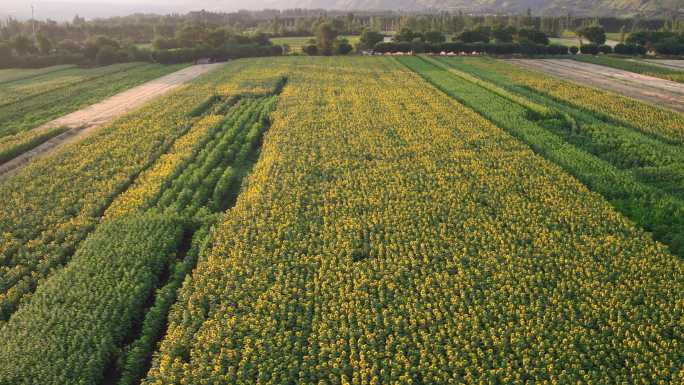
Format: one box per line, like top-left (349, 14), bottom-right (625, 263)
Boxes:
top-left (642, 59), bottom-right (684, 71)
top-left (0, 63), bottom-right (224, 179)
top-left (508, 59), bottom-right (684, 113)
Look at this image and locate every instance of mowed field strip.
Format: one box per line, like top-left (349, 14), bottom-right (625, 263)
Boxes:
top-left (0, 63), bottom-right (225, 178)
top-left (508, 59), bottom-right (684, 112)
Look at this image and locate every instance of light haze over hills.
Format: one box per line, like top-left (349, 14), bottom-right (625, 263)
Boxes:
top-left (0, 0), bottom-right (679, 20)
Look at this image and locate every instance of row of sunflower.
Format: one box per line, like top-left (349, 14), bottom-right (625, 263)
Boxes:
top-left (0, 58), bottom-right (292, 385)
top-left (105, 66), bottom-right (289, 220)
top-left (401, 55), bottom-right (684, 260)
top-left (438, 56), bottom-right (684, 145)
top-left (0, 59), bottom-right (251, 322)
top-left (140, 57), bottom-right (684, 384)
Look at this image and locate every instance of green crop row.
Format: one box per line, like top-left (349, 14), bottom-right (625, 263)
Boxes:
top-left (0, 62), bottom-right (142, 107)
top-left (0, 65), bottom-right (76, 85)
top-left (153, 95), bottom-right (278, 217)
top-left (0, 214), bottom-right (184, 385)
top-left (434, 57), bottom-right (684, 212)
top-left (0, 126), bottom-right (69, 164)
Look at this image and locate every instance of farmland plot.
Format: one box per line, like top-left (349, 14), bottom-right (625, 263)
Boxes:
top-left (0, 63), bottom-right (142, 106)
top-left (403, 55), bottom-right (684, 266)
top-left (0, 65), bottom-right (76, 84)
top-left (0, 63), bottom-right (223, 177)
top-left (509, 59), bottom-right (684, 112)
top-left (134, 57), bottom-right (683, 384)
top-left (0, 65), bottom-right (287, 385)
top-left (0, 60), bottom-right (258, 323)
top-left (571, 55), bottom-right (684, 83)
top-left (0, 56), bottom-right (682, 385)
top-left (463, 57), bottom-right (684, 144)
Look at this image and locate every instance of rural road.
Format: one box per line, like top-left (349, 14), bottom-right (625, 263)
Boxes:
top-left (0, 63), bottom-right (225, 179)
top-left (642, 59), bottom-right (684, 71)
top-left (508, 59), bottom-right (684, 113)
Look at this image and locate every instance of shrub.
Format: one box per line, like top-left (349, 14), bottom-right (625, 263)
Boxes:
top-left (580, 44), bottom-right (600, 55)
top-left (613, 43), bottom-right (634, 55)
top-left (358, 29), bottom-right (384, 50)
top-left (303, 44), bottom-right (318, 55)
top-left (547, 44), bottom-right (569, 55)
top-left (95, 46), bottom-right (123, 66)
top-left (334, 39), bottom-right (354, 55)
top-left (598, 45), bottom-right (613, 54)
top-left (570, 46), bottom-right (579, 55)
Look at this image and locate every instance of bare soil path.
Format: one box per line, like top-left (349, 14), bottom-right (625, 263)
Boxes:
top-left (642, 59), bottom-right (684, 71)
top-left (508, 59), bottom-right (684, 113)
top-left (0, 63), bottom-right (224, 179)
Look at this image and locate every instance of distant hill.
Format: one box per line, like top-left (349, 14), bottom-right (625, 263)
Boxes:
top-left (250, 0), bottom-right (679, 17)
top-left (264, 0), bottom-right (679, 16)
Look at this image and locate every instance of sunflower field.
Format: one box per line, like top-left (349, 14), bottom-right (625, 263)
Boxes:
top-left (141, 57), bottom-right (684, 384)
top-left (0, 56), bottom-right (682, 385)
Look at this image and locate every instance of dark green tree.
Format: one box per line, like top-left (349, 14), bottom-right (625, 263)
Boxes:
top-left (423, 30), bottom-right (445, 44)
top-left (0, 42), bottom-right (12, 66)
top-left (458, 26), bottom-right (491, 43)
top-left (37, 33), bottom-right (53, 55)
top-left (334, 39), bottom-right (353, 55)
top-left (11, 35), bottom-right (36, 56)
top-left (394, 27), bottom-right (422, 42)
top-left (577, 25), bottom-right (606, 45)
top-left (359, 29), bottom-right (384, 50)
top-left (518, 28), bottom-right (549, 45)
top-left (314, 22), bottom-right (339, 56)
top-left (492, 25), bottom-right (516, 43)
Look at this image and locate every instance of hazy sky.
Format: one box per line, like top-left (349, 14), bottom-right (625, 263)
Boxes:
top-left (0, 0), bottom-right (269, 20)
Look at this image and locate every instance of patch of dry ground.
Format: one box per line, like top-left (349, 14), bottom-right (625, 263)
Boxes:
top-left (642, 59), bottom-right (684, 71)
top-left (508, 59), bottom-right (684, 113)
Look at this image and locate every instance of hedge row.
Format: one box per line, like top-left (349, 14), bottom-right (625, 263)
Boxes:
top-left (374, 41), bottom-right (573, 55)
top-left (373, 41), bottom-right (651, 56)
top-left (0, 44), bottom-right (283, 69)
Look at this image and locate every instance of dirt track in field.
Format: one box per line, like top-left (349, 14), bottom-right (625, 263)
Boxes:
top-left (0, 63), bottom-right (224, 179)
top-left (507, 59), bottom-right (684, 113)
top-left (642, 59), bottom-right (684, 71)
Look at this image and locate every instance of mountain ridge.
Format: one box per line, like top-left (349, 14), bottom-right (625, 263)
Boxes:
top-left (262, 0), bottom-right (679, 16)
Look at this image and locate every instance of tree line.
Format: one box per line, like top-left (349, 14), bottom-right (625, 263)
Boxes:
top-left (0, 20), bottom-right (281, 68)
top-left (1, 9), bottom-right (682, 67)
